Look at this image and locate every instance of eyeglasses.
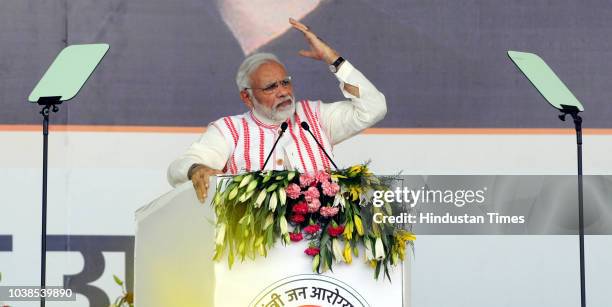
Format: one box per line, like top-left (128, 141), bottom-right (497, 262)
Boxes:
top-left (246, 76), bottom-right (292, 94)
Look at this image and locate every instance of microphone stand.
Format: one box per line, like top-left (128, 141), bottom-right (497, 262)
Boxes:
top-left (262, 122), bottom-right (288, 170)
top-left (300, 121), bottom-right (339, 170)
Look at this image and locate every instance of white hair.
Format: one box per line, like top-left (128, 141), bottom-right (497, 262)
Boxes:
top-left (235, 53), bottom-right (285, 92)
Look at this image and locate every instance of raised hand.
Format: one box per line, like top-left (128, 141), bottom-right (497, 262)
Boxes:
top-left (289, 17), bottom-right (340, 65)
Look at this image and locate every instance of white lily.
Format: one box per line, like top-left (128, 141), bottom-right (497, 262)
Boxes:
top-left (246, 179), bottom-right (258, 193)
top-left (239, 174), bottom-right (252, 188)
top-left (374, 237), bottom-right (385, 260)
top-left (215, 223), bottom-right (226, 245)
top-left (263, 213), bottom-right (274, 229)
top-left (364, 238), bottom-right (374, 260)
top-left (333, 193), bottom-right (346, 208)
top-left (255, 190), bottom-right (267, 208)
top-left (277, 187), bottom-right (287, 206)
top-left (269, 193), bottom-right (278, 211)
top-left (279, 216), bottom-right (288, 234)
top-left (332, 239), bottom-right (343, 263)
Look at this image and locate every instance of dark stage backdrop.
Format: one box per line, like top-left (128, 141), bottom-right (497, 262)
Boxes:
top-left (1, 0), bottom-right (611, 128)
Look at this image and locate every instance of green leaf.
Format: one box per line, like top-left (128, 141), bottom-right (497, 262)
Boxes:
top-left (113, 275), bottom-right (123, 286)
top-left (319, 246), bottom-right (327, 274)
top-left (213, 191), bottom-right (222, 206)
top-left (312, 255), bottom-right (320, 272)
top-left (325, 246), bottom-right (333, 272)
top-left (228, 241), bottom-right (235, 269)
top-left (384, 263), bottom-right (392, 282)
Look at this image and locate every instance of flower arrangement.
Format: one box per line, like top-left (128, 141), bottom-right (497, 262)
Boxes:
top-left (109, 275), bottom-right (133, 307)
top-left (211, 164), bottom-right (415, 280)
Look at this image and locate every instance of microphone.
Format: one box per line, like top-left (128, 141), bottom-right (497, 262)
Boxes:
top-left (300, 121), bottom-right (339, 170)
top-left (262, 122), bottom-right (288, 170)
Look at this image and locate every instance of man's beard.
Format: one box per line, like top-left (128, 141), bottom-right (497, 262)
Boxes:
top-left (252, 95), bottom-right (296, 124)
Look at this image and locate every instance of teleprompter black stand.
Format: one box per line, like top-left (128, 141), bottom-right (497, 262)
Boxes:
top-left (558, 104), bottom-right (586, 307)
top-left (28, 44), bottom-right (109, 307)
top-left (37, 96), bottom-right (62, 307)
top-left (508, 51), bottom-right (587, 307)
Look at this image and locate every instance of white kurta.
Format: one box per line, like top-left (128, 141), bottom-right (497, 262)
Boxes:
top-left (167, 61), bottom-right (386, 187)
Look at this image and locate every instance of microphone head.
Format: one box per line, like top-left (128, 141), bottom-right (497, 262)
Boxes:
top-left (280, 122), bottom-right (288, 131)
top-left (300, 121), bottom-right (310, 131)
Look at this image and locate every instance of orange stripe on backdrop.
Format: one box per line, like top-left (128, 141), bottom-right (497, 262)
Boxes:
top-left (1, 125), bottom-right (612, 135)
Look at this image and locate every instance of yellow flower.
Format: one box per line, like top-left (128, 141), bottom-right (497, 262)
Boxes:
top-left (354, 214), bottom-right (364, 236)
top-left (347, 165), bottom-right (363, 177)
top-left (343, 221), bottom-right (353, 240)
top-left (393, 230), bottom-right (416, 261)
top-left (369, 260), bottom-right (377, 268)
top-left (349, 186), bottom-right (362, 201)
top-left (396, 230), bottom-right (416, 243)
top-left (343, 242), bottom-right (353, 264)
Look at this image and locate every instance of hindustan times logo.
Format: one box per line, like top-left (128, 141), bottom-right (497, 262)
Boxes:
top-left (372, 186), bottom-right (487, 208)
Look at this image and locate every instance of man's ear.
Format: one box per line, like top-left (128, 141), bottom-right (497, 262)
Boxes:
top-left (240, 90), bottom-right (254, 109)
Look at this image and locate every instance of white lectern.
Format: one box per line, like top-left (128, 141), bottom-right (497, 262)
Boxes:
top-left (135, 176), bottom-right (411, 307)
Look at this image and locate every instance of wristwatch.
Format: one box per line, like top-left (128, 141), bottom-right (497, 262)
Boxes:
top-left (328, 56), bottom-right (345, 73)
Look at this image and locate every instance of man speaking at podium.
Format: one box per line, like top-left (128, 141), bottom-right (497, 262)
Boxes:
top-left (168, 18), bottom-right (386, 202)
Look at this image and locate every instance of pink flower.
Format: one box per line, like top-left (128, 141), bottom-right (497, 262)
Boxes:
top-left (321, 181), bottom-right (340, 197)
top-left (304, 224), bottom-right (321, 234)
top-left (315, 171), bottom-right (331, 183)
top-left (285, 183), bottom-right (301, 200)
top-left (292, 201), bottom-right (308, 215)
top-left (304, 186), bottom-right (320, 202)
top-left (291, 214), bottom-right (305, 224)
top-left (327, 225), bottom-right (345, 237)
top-left (299, 173), bottom-right (315, 188)
top-left (304, 247), bottom-right (320, 256)
top-left (290, 232), bottom-right (303, 242)
top-left (307, 198), bottom-right (321, 213)
top-left (319, 206), bottom-right (339, 218)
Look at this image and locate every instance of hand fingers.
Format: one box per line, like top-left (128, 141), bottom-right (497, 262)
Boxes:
top-left (298, 49), bottom-right (318, 59)
top-left (193, 179), bottom-right (204, 203)
top-left (195, 176), bottom-right (209, 203)
top-left (289, 17), bottom-right (310, 34)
